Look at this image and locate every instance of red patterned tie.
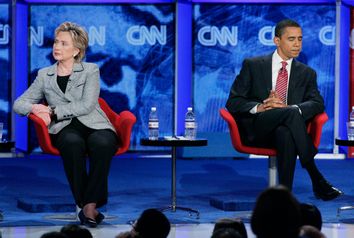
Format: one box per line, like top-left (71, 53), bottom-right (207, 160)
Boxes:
top-left (275, 61), bottom-right (288, 103)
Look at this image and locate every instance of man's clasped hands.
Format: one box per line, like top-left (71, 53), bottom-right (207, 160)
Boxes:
top-left (257, 90), bottom-right (287, 113)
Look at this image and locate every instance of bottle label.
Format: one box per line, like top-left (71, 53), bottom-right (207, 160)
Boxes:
top-left (185, 121), bottom-right (196, 129)
top-left (149, 121), bottom-right (159, 128)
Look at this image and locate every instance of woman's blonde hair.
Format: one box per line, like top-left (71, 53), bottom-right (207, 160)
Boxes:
top-left (55, 22), bottom-right (88, 62)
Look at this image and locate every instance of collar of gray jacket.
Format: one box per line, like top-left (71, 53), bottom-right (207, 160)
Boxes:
top-left (47, 62), bottom-right (84, 76)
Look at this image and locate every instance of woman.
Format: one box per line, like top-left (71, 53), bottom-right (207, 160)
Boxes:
top-left (13, 22), bottom-right (118, 227)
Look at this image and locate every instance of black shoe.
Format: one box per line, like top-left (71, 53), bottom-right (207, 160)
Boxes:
top-left (313, 179), bottom-right (343, 201)
top-left (95, 212), bottom-right (105, 225)
top-left (78, 210), bottom-right (98, 228)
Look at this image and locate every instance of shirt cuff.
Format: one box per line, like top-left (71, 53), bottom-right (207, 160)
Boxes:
top-left (250, 104), bottom-right (260, 114)
top-left (290, 104), bottom-right (302, 114)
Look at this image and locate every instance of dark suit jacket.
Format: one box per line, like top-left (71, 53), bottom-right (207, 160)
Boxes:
top-left (226, 54), bottom-right (324, 143)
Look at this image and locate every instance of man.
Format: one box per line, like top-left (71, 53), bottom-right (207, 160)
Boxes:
top-left (226, 19), bottom-right (342, 201)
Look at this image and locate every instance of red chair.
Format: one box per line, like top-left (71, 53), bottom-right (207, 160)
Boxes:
top-left (28, 97), bottom-right (136, 221)
top-left (29, 98), bottom-right (136, 156)
top-left (219, 108), bottom-right (328, 186)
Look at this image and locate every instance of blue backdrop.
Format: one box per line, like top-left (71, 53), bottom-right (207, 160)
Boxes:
top-left (0, 3), bottom-right (10, 141)
top-left (29, 4), bottom-right (175, 151)
top-left (193, 4), bottom-right (336, 152)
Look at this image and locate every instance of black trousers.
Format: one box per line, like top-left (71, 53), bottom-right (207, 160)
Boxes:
top-left (249, 107), bottom-right (317, 190)
top-left (51, 118), bottom-right (118, 208)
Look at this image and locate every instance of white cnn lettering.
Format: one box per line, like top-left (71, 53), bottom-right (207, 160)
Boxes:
top-left (30, 26), bottom-right (44, 46)
top-left (258, 26), bottom-right (275, 46)
top-left (89, 26), bottom-right (106, 46)
top-left (126, 25), bottom-right (166, 45)
top-left (319, 25), bottom-right (335, 46)
top-left (0, 24), bottom-right (9, 44)
top-left (198, 26), bottom-right (238, 46)
top-left (350, 28), bottom-right (354, 49)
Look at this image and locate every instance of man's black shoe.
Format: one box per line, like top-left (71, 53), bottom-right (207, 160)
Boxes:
top-left (313, 179), bottom-right (343, 201)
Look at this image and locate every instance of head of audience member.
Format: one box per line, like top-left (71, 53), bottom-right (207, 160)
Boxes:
top-left (299, 225), bottom-right (326, 238)
top-left (300, 203), bottom-right (322, 231)
top-left (60, 224), bottom-right (93, 238)
top-left (115, 231), bottom-right (135, 238)
top-left (40, 231), bottom-right (68, 238)
top-left (211, 228), bottom-right (243, 238)
top-left (251, 185), bottom-right (302, 238)
top-left (116, 208), bottom-right (170, 238)
top-left (213, 218), bottom-right (247, 238)
top-left (132, 208), bottom-right (171, 238)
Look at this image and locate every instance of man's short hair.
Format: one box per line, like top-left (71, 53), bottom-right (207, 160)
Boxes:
top-left (275, 19), bottom-right (301, 38)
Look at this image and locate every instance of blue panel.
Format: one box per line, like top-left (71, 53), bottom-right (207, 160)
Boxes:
top-left (192, 0), bottom-right (335, 2)
top-left (0, 3), bottom-right (11, 141)
top-left (176, 2), bottom-right (192, 136)
top-left (29, 4), bottom-right (175, 151)
top-left (25, 0), bottom-right (175, 2)
top-left (338, 4), bottom-right (351, 152)
top-left (193, 4), bottom-right (336, 152)
top-left (343, 0), bottom-right (354, 6)
top-left (14, 2), bottom-right (29, 151)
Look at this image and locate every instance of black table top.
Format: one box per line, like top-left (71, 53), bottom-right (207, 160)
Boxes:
top-left (335, 138), bottom-right (354, 146)
top-left (140, 138), bottom-right (207, 147)
top-left (0, 141), bottom-right (15, 152)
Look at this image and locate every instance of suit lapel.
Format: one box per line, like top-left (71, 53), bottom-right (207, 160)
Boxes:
top-left (262, 54), bottom-right (273, 95)
top-left (287, 60), bottom-right (301, 104)
top-left (64, 63), bottom-right (84, 101)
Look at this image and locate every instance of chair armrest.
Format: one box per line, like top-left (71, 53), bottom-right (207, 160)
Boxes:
top-left (98, 98), bottom-right (137, 155)
top-left (113, 111), bottom-right (136, 155)
top-left (306, 112), bottom-right (328, 149)
top-left (28, 113), bottom-right (60, 155)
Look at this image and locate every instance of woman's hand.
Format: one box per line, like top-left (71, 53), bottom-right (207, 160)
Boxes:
top-left (37, 112), bottom-right (51, 126)
top-left (31, 104), bottom-right (51, 126)
top-left (31, 104), bottom-right (50, 114)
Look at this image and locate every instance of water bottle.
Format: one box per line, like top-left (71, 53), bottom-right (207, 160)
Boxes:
top-left (348, 106), bottom-right (354, 140)
top-left (184, 107), bottom-right (196, 140)
top-left (148, 107), bottom-right (159, 140)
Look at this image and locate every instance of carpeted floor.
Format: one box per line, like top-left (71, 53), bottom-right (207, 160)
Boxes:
top-left (1, 153), bottom-right (354, 227)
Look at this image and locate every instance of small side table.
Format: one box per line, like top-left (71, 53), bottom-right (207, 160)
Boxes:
top-left (140, 138), bottom-right (207, 218)
top-left (335, 138), bottom-right (354, 217)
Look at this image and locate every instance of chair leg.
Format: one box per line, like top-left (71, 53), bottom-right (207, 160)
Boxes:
top-left (268, 156), bottom-right (277, 187)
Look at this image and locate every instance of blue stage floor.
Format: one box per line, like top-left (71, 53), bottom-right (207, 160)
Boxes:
top-left (1, 153), bottom-right (354, 227)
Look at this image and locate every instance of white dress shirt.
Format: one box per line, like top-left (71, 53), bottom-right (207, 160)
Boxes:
top-left (250, 50), bottom-right (301, 114)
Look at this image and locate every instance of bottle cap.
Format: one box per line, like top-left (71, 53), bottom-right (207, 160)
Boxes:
top-left (187, 107), bottom-right (193, 111)
top-left (151, 107), bottom-right (156, 111)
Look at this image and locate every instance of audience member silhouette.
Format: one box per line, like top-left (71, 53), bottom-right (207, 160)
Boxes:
top-left (300, 203), bottom-right (323, 230)
top-left (251, 186), bottom-right (302, 238)
top-left (299, 225), bottom-right (326, 238)
top-left (60, 224), bottom-right (93, 238)
top-left (116, 208), bottom-right (171, 238)
top-left (40, 231), bottom-right (68, 238)
top-left (211, 228), bottom-right (242, 238)
top-left (212, 218), bottom-right (248, 238)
